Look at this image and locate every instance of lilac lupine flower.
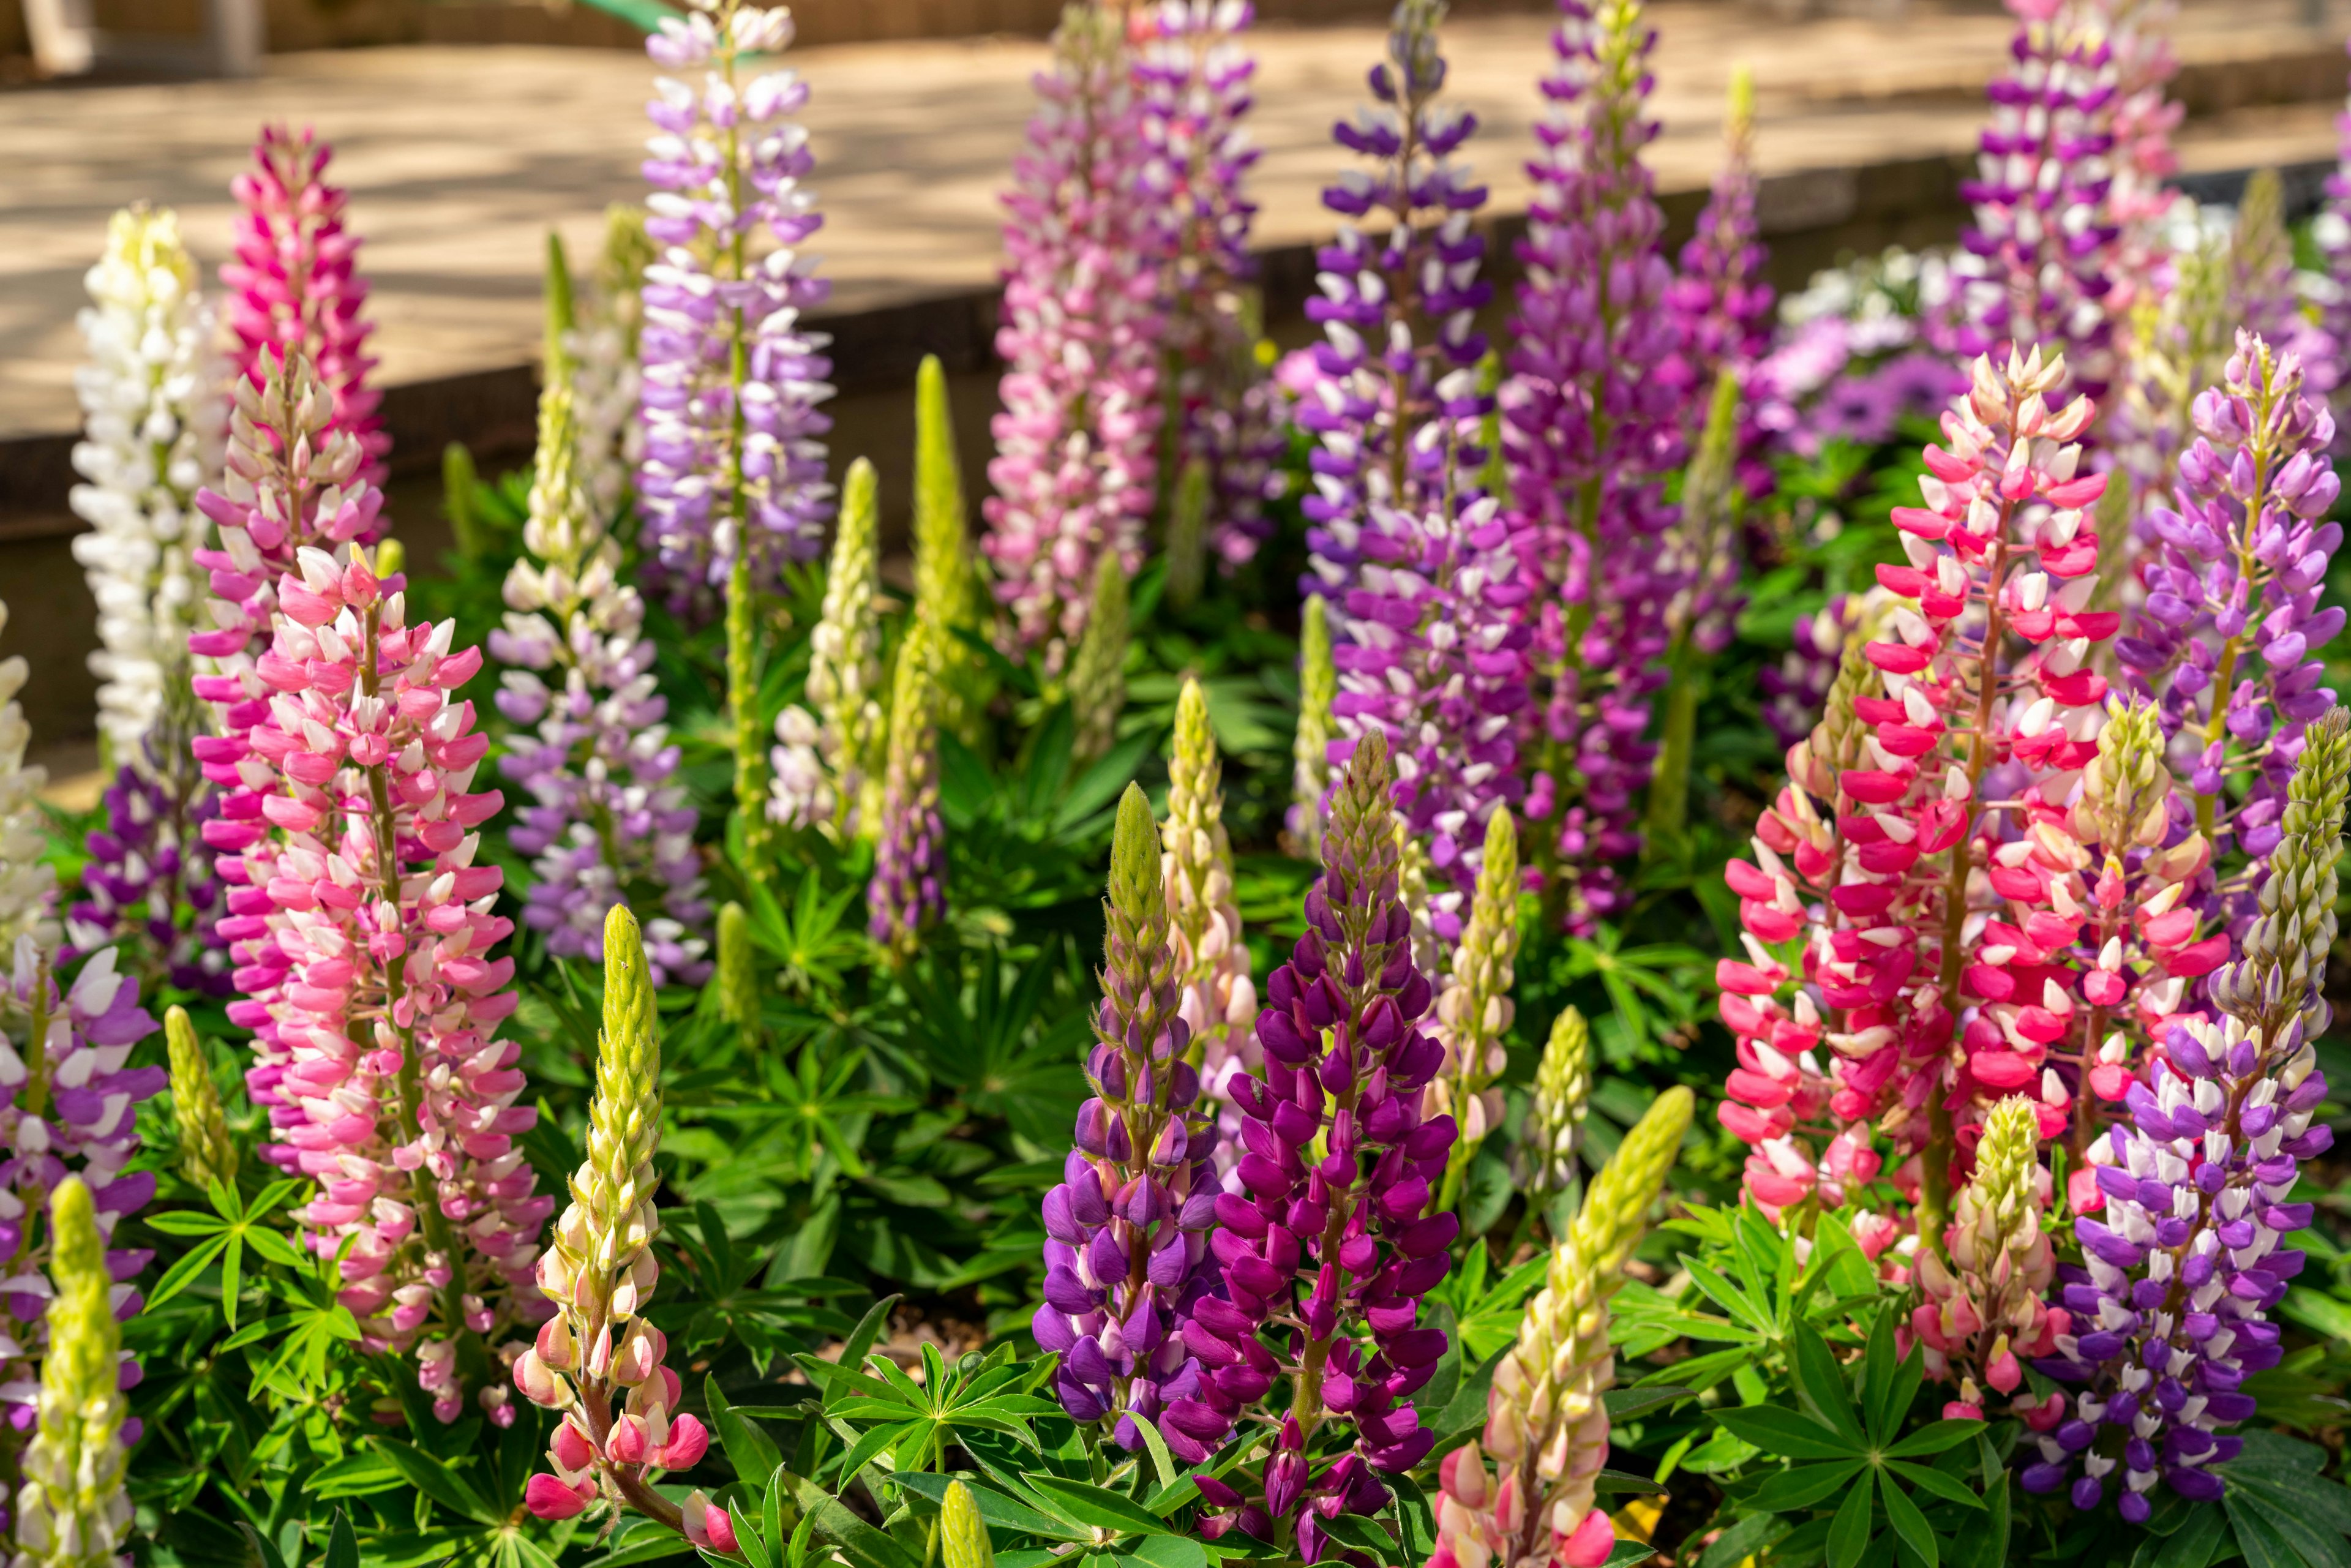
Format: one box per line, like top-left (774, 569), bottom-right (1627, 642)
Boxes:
top-left (1134, 0), bottom-right (1283, 569)
top-left (1033, 786), bottom-right (1221, 1454)
top-left (1949, 0), bottom-right (2121, 395)
top-left (2320, 43), bottom-right (2351, 418)
top-left (0, 939), bottom-right (165, 1442)
top-left (1298, 0), bottom-right (1523, 923)
top-left (2025, 708), bottom-right (2347, 1519)
top-left (63, 758), bottom-right (230, 997)
top-left (1666, 65), bottom-right (1773, 495)
top-left (2113, 332), bottom-right (2342, 905)
top-left (984, 2), bottom-right (1164, 672)
top-left (1180, 732), bottom-right (1457, 1560)
top-left (638, 0), bottom-right (835, 612)
top-left (1502, 0), bottom-right (1687, 932)
top-left (493, 384), bottom-right (711, 987)
top-left (869, 625), bottom-right (944, 962)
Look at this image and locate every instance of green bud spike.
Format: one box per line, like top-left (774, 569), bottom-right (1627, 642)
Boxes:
top-left (15, 1177), bottom-right (129, 1568)
top-left (585, 904), bottom-right (664, 1273)
top-left (1068, 552), bottom-right (1130, 765)
top-left (1969, 1095), bottom-right (2040, 1232)
top-left (1166, 678), bottom-right (1229, 960)
top-left (1288, 596), bottom-right (1337, 862)
top-left (718, 902), bottom-right (758, 1040)
top-left (2230, 168), bottom-right (2289, 325)
top-left (442, 442), bottom-right (481, 560)
top-left (914, 356), bottom-right (990, 745)
top-left (812, 457), bottom-right (887, 839)
top-left (525, 381), bottom-right (590, 574)
top-left (1648, 367), bottom-right (1741, 850)
top-left (941, 1480), bottom-right (994, 1568)
top-left (544, 229), bottom-right (577, 383)
top-left (1109, 783), bottom-right (1163, 937)
top-left (1166, 458), bottom-right (1212, 612)
top-left (2214, 707), bottom-right (2351, 1036)
top-left (1569, 1085), bottom-right (1692, 1282)
top-left (2080, 698), bottom-right (2172, 854)
top-left (1435, 808), bottom-right (1522, 1214)
top-left (1531, 1005), bottom-right (1592, 1203)
top-left (166, 1007), bottom-right (238, 1192)
top-left (1727, 61), bottom-right (1754, 130)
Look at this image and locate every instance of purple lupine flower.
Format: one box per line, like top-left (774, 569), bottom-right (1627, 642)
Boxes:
top-left (1033, 786), bottom-right (1221, 1453)
top-left (2113, 331), bottom-right (2342, 913)
top-left (983, 4), bottom-right (1164, 673)
top-left (0, 939), bottom-right (164, 1442)
top-left (1134, 0), bottom-right (1284, 570)
top-left (1949, 0), bottom-right (2120, 395)
top-left (1297, 0), bottom-right (1523, 928)
top-left (62, 755), bottom-right (230, 997)
top-left (2320, 42), bottom-right (2351, 426)
top-left (638, 0), bottom-right (836, 613)
top-left (1666, 66), bottom-right (1773, 497)
top-left (1501, 0), bottom-right (1687, 933)
top-left (2024, 707), bottom-right (2347, 1520)
top-left (1179, 732), bottom-right (1457, 1560)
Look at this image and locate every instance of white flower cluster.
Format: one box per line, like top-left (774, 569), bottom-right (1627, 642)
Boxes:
top-left (0, 602), bottom-right (58, 953)
top-left (564, 206), bottom-right (653, 528)
top-left (67, 206), bottom-right (222, 770)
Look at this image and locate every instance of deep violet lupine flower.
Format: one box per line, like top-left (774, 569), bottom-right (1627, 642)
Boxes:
top-left (1714, 348), bottom-right (2126, 1246)
top-left (492, 381), bottom-right (710, 988)
top-left (0, 942), bottom-right (163, 1447)
top-left (1183, 731), bottom-right (1457, 1562)
top-left (204, 543), bottom-right (553, 1424)
top-left (1949, 0), bottom-right (2121, 397)
top-left (2113, 332), bottom-right (2344, 910)
top-left (222, 127), bottom-right (389, 484)
top-left (62, 760), bottom-right (229, 997)
top-left (2025, 708), bottom-right (2349, 1519)
top-left (1134, 0), bottom-right (1283, 569)
top-left (1502, 0), bottom-right (1688, 932)
top-left (1302, 0), bottom-right (1526, 923)
top-left (1666, 66), bottom-right (1773, 495)
top-left (638, 0), bottom-right (836, 611)
top-left (984, 2), bottom-right (1164, 672)
top-left (1033, 786), bottom-right (1222, 1453)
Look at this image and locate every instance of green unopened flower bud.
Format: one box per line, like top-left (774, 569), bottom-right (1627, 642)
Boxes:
top-left (571, 904), bottom-right (664, 1316)
top-left (940, 1480), bottom-right (994, 1568)
top-left (717, 902), bottom-right (758, 1039)
top-left (1569, 1085), bottom-right (1692, 1282)
top-left (1162, 680), bottom-right (1253, 1075)
top-left (13, 1177), bottom-right (129, 1568)
top-left (1323, 730), bottom-right (1401, 909)
top-left (913, 356), bottom-right (988, 746)
top-left (811, 456), bottom-right (887, 839)
top-left (1288, 596), bottom-right (1337, 862)
top-left (1791, 618), bottom-right (1881, 796)
top-left (1529, 1006), bottom-right (1592, 1198)
top-left (165, 1007), bottom-right (238, 1192)
top-left (443, 441), bottom-right (484, 560)
top-left (2214, 706), bottom-right (2351, 1035)
top-left (2079, 698), bottom-right (2172, 853)
top-left (2231, 168), bottom-right (2289, 323)
top-left (1166, 458), bottom-right (1211, 612)
top-left (1434, 811), bottom-right (1521, 1205)
top-left (544, 228), bottom-right (577, 381)
top-left (1068, 553), bottom-right (1130, 765)
top-left (373, 539), bottom-right (405, 582)
top-left (523, 381), bottom-right (591, 572)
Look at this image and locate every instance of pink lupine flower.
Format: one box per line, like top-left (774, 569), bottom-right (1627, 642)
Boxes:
top-left (222, 127), bottom-right (388, 482)
top-left (1715, 347), bottom-right (2127, 1245)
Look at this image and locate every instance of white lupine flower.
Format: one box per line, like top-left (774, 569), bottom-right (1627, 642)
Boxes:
top-left (0, 603), bottom-right (58, 953)
top-left (67, 206), bottom-right (223, 770)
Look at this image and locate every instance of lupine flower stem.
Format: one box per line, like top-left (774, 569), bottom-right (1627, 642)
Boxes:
top-left (729, 549), bottom-right (773, 876)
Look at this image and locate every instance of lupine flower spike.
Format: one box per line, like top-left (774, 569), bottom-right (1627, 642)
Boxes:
top-left (0, 604), bottom-right (58, 951)
top-left (1667, 64), bottom-right (1772, 484)
top-left (1646, 369), bottom-right (1744, 849)
top-left (1035, 785), bottom-right (1220, 1450)
top-left (518, 904), bottom-right (714, 1535)
top-left (564, 206), bottom-right (654, 527)
top-left (9, 1177), bottom-right (130, 1568)
top-left (717, 902), bottom-right (759, 1055)
top-left (1505, 0), bottom-right (1687, 930)
top-left (493, 368), bottom-right (710, 985)
top-left (1164, 679), bottom-right (1258, 1171)
top-left (639, 0), bottom-right (834, 607)
top-left (224, 127), bottom-right (388, 479)
top-left (1068, 552), bottom-right (1130, 766)
top-left (1430, 1087), bottom-right (1693, 1568)
top-left (1286, 594), bottom-right (1337, 862)
top-left (1186, 730), bottom-right (1456, 1558)
top-left (1306, 0), bottom-right (1528, 922)
top-left (985, 2), bottom-right (1162, 670)
top-left (1911, 1094), bottom-right (2063, 1417)
top-left (870, 624), bottom-right (946, 962)
top-left (166, 1005), bottom-right (239, 1191)
top-left (1522, 1006), bottom-right (1591, 1229)
top-left (1431, 808), bottom-right (1521, 1212)
top-left (2028, 708), bottom-right (2350, 1518)
top-left (913, 356), bottom-right (989, 745)
top-left (1717, 347), bottom-right (2120, 1247)
top-left (942, 1480), bottom-right (995, 1568)
top-left (770, 459), bottom-right (885, 838)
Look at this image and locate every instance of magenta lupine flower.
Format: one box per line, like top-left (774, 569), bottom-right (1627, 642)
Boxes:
top-left (1180, 733), bottom-right (1457, 1561)
top-left (0, 940), bottom-right (163, 1442)
top-left (208, 547), bottom-right (553, 1425)
top-left (62, 757), bottom-right (230, 997)
top-left (1502, 0), bottom-right (1688, 932)
top-left (984, 4), bottom-right (1165, 671)
top-left (1297, 0), bottom-right (1524, 926)
top-left (1134, 0), bottom-right (1283, 568)
top-left (1033, 788), bottom-right (1221, 1454)
top-left (638, 0), bottom-right (836, 610)
top-left (2113, 332), bottom-right (2343, 914)
top-left (2023, 710), bottom-right (2347, 1519)
top-left (222, 127), bottom-right (389, 484)
top-left (1950, 0), bottom-right (2121, 395)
